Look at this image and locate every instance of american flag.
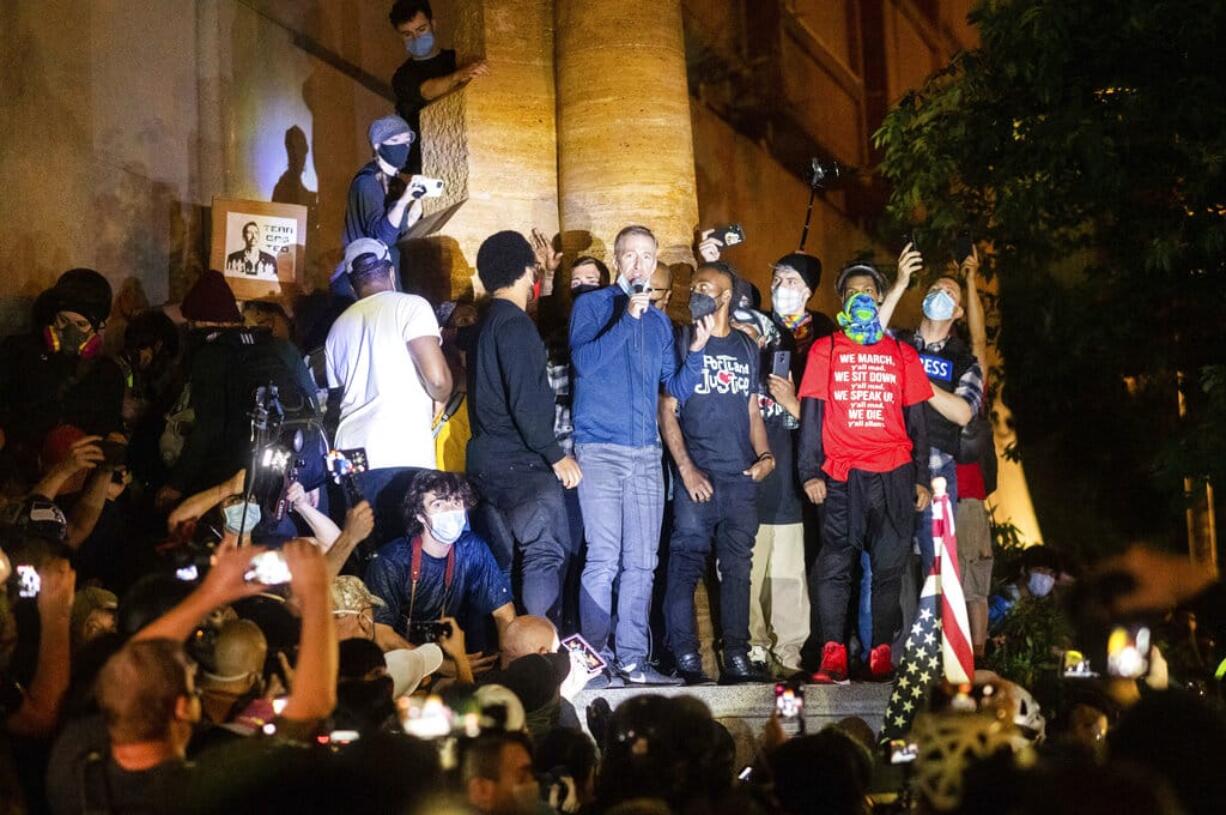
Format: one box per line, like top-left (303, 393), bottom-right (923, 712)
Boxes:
top-left (880, 477), bottom-right (975, 741)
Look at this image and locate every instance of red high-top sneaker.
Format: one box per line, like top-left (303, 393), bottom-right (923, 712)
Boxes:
top-left (811, 641), bottom-right (850, 685)
top-left (868, 643), bottom-right (894, 681)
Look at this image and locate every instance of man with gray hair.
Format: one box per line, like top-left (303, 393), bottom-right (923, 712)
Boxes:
top-left (333, 114), bottom-right (427, 297)
top-left (568, 225), bottom-right (712, 687)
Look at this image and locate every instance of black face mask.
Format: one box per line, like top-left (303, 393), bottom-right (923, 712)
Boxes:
top-left (689, 291), bottom-right (720, 322)
top-left (571, 284), bottom-right (601, 298)
top-left (377, 142), bottom-right (411, 170)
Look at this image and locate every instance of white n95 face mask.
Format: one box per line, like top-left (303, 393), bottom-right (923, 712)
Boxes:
top-left (772, 286), bottom-right (807, 316)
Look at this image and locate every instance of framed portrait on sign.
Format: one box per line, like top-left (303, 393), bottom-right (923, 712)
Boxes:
top-left (209, 199), bottom-right (308, 301)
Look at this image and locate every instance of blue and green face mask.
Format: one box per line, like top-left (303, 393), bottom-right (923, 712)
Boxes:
top-left (837, 292), bottom-right (884, 345)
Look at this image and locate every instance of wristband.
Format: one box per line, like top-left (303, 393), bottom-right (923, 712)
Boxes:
top-left (756, 452), bottom-right (774, 463)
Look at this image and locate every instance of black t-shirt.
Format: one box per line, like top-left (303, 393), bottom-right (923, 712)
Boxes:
top-left (391, 49), bottom-right (459, 172)
top-left (756, 311), bottom-right (836, 523)
top-left (46, 715), bottom-right (197, 815)
top-left (757, 406), bottom-right (803, 524)
top-left (675, 331), bottom-right (759, 476)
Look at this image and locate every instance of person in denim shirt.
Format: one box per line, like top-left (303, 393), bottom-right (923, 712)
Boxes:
top-left (568, 225), bottom-right (710, 687)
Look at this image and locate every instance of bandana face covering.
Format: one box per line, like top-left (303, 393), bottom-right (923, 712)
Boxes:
top-left (837, 292), bottom-right (884, 345)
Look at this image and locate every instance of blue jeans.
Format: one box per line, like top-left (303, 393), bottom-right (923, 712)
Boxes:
top-left (664, 473), bottom-right (758, 659)
top-left (576, 443), bottom-right (665, 666)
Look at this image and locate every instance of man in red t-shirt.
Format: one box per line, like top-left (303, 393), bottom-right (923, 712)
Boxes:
top-left (797, 263), bottom-right (933, 683)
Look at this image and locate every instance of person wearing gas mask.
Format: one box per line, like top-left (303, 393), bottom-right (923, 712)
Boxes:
top-left (658, 262), bottom-right (775, 685)
top-left (389, 0), bottom-right (490, 174)
top-left (797, 263), bottom-right (933, 684)
top-left (365, 470), bottom-right (516, 655)
top-left (0, 269), bottom-right (124, 474)
top-left (568, 225), bottom-right (710, 687)
top-left (333, 114), bottom-right (426, 299)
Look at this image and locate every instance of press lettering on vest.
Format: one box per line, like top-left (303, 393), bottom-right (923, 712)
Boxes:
top-left (919, 354), bottom-right (954, 383)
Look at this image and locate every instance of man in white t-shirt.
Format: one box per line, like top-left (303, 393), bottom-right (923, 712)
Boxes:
top-left (326, 237), bottom-right (452, 542)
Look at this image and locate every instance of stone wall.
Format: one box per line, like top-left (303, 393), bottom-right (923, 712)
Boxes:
top-left (0, 0), bottom-right (407, 333)
top-left (417, 0), bottom-right (559, 300)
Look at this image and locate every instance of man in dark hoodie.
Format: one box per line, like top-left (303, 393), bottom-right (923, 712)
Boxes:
top-left (156, 271), bottom-right (319, 509)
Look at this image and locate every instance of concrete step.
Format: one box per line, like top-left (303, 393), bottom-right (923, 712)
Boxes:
top-left (572, 683), bottom-right (892, 766)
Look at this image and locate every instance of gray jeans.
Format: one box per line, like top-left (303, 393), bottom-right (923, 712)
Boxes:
top-left (576, 443), bottom-right (664, 665)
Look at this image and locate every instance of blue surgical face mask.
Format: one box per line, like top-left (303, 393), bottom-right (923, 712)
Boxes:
top-left (1027, 572), bottom-right (1056, 598)
top-left (922, 289), bottom-right (957, 321)
top-left (427, 509), bottom-right (466, 545)
top-left (222, 501), bottom-right (261, 534)
top-left (405, 31), bottom-right (435, 59)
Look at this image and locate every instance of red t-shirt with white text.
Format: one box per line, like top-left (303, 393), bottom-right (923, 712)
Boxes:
top-left (798, 332), bottom-right (933, 481)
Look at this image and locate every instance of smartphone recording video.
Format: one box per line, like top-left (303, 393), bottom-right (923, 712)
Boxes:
top-left (888, 739), bottom-right (918, 765)
top-left (1106, 624), bottom-right (1151, 679)
top-left (16, 565), bottom-right (40, 598)
top-left (246, 551), bottom-right (292, 585)
top-left (97, 439), bottom-right (128, 469)
top-left (327, 448), bottom-right (369, 505)
top-left (775, 681), bottom-right (805, 736)
top-left (408, 175), bottom-right (445, 198)
top-left (399, 694), bottom-right (455, 740)
top-left (771, 350), bottom-right (791, 379)
top-left (561, 633), bottom-right (608, 675)
top-left (711, 224), bottom-right (746, 247)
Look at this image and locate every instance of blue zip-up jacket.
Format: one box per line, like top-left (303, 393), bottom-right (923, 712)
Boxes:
top-left (569, 285), bottom-right (703, 447)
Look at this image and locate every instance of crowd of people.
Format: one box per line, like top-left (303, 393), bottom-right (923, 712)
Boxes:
top-left (0, 1), bottom-right (1223, 812)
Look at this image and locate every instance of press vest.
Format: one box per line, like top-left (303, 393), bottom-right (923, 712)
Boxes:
top-left (898, 330), bottom-right (975, 457)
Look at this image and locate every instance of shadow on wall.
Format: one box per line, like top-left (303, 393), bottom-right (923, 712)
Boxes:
top-left (402, 234), bottom-right (471, 305)
top-left (298, 0), bottom-right (365, 293)
top-left (272, 125), bottom-right (319, 210)
top-left (272, 123), bottom-right (322, 293)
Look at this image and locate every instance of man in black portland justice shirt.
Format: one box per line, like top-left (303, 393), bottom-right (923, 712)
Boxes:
top-left (659, 262), bottom-right (776, 686)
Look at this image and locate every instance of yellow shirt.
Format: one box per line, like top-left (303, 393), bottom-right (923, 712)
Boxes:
top-left (433, 393), bottom-right (470, 472)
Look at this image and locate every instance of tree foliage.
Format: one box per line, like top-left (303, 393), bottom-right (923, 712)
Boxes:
top-left (874, 0), bottom-right (1226, 555)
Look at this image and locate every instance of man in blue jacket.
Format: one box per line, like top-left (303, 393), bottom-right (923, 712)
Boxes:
top-left (568, 225), bottom-right (711, 687)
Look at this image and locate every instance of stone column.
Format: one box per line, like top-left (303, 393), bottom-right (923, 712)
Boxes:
top-left (554, 0), bottom-right (700, 268)
top-left (416, 0), bottom-right (559, 300)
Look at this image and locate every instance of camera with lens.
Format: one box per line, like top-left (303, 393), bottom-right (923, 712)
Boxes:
top-left (408, 619), bottom-right (454, 645)
top-left (808, 156), bottom-right (842, 190)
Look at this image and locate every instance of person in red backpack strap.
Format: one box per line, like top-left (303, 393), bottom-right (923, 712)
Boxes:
top-left (796, 263), bottom-right (932, 683)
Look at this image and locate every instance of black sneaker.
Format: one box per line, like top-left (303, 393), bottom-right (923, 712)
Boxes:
top-left (674, 652), bottom-right (716, 686)
top-left (617, 660), bottom-right (684, 687)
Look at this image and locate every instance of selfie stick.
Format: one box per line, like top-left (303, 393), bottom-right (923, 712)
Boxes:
top-left (799, 186), bottom-right (818, 251)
